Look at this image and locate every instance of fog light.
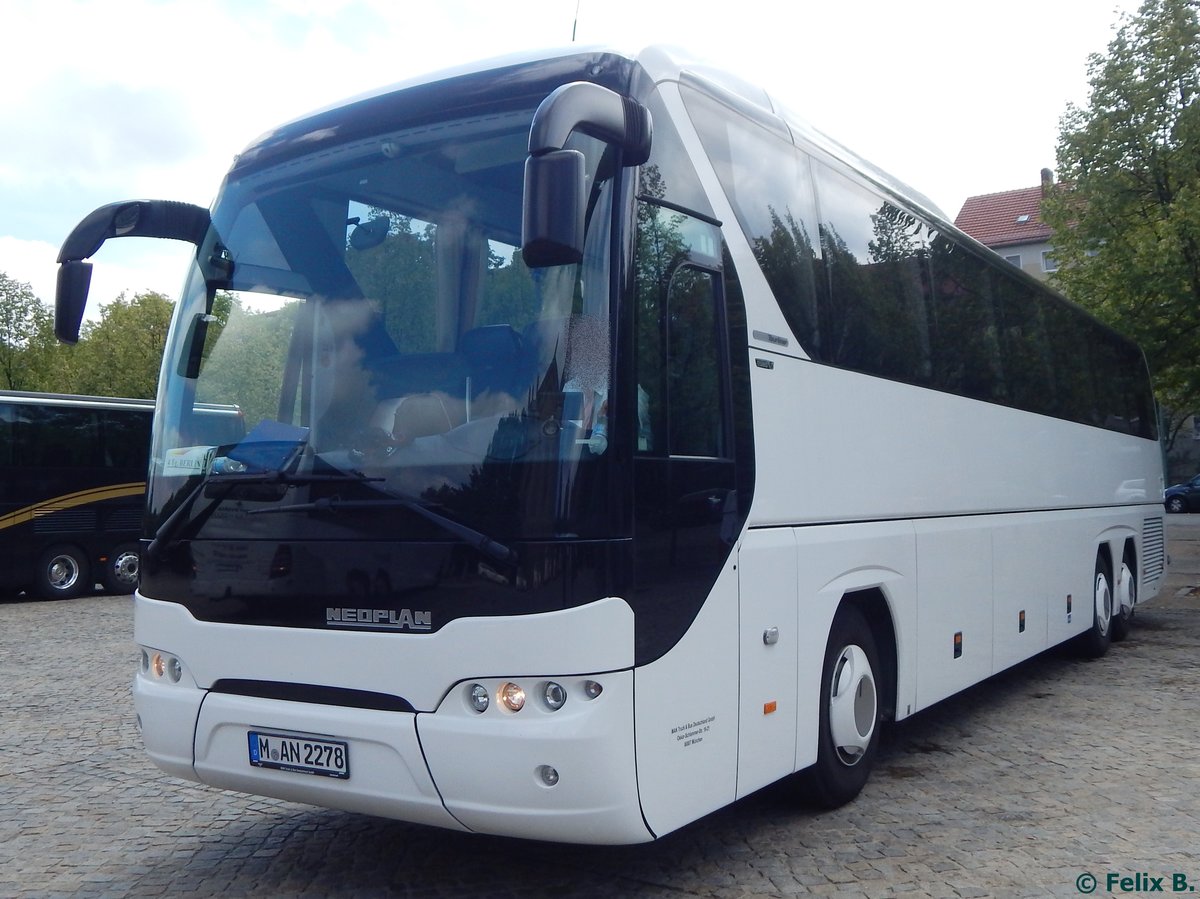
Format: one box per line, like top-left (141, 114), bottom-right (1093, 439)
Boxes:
top-left (542, 681), bottom-right (567, 711)
top-left (500, 682), bottom-right (526, 712)
top-left (583, 680), bottom-right (603, 700)
top-left (537, 764), bottom-right (560, 787)
top-left (468, 683), bottom-right (489, 713)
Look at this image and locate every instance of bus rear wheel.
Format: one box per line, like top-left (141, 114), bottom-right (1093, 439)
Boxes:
top-left (103, 544), bottom-right (140, 595)
top-left (1111, 551), bottom-right (1137, 642)
top-left (35, 545), bottom-right (90, 600)
top-left (796, 605), bottom-right (881, 809)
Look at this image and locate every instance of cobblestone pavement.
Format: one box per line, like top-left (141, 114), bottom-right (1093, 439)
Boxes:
top-left (3, 521), bottom-right (1199, 899)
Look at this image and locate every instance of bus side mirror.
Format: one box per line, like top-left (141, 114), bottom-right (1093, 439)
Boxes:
top-left (521, 82), bottom-right (651, 269)
top-left (54, 199), bottom-right (211, 344)
top-left (55, 260), bottom-right (93, 344)
top-left (522, 150), bottom-right (586, 268)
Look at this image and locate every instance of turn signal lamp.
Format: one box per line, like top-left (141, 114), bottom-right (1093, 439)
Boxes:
top-left (500, 682), bottom-right (526, 712)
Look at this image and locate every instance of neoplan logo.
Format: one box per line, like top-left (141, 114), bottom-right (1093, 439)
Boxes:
top-left (325, 607), bottom-right (433, 631)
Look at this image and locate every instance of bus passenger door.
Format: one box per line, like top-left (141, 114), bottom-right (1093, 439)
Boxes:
top-left (632, 237), bottom-right (743, 834)
top-left (736, 528), bottom-right (799, 798)
top-left (632, 240), bottom-right (740, 661)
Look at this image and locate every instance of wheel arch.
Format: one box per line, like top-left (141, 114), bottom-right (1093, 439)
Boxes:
top-left (838, 587), bottom-right (898, 723)
top-left (1094, 524), bottom-right (1136, 575)
top-left (1122, 536), bottom-right (1138, 571)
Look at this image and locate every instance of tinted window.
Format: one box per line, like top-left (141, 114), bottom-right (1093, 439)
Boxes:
top-left (681, 83), bottom-right (1156, 440)
top-left (681, 85), bottom-right (821, 352)
top-left (925, 233), bottom-right (1005, 403)
top-left (667, 266), bottom-right (727, 457)
top-left (814, 165), bottom-right (933, 385)
top-left (639, 88), bottom-right (714, 220)
top-left (101, 411), bottom-right (152, 470)
top-left (14, 407), bottom-right (99, 468)
top-left (635, 205), bottom-right (729, 459)
top-left (992, 273), bottom-right (1057, 417)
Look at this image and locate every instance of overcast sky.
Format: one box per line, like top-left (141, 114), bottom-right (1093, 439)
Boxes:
top-left (0, 0), bottom-right (1141, 311)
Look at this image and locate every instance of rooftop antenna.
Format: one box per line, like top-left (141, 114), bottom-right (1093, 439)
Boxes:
top-left (572, 0), bottom-right (581, 41)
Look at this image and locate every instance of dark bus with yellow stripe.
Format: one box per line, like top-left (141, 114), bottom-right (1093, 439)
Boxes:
top-left (0, 391), bottom-right (154, 598)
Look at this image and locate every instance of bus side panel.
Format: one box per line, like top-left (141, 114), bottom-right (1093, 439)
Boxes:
top-left (992, 517), bottom-right (1056, 672)
top-left (735, 528), bottom-right (798, 799)
top-left (634, 558), bottom-right (739, 838)
top-left (991, 509), bottom-right (1114, 670)
top-left (913, 518), bottom-right (996, 711)
top-left (746, 361), bottom-right (1162, 528)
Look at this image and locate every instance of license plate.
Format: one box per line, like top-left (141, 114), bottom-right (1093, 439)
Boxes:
top-left (248, 730), bottom-right (350, 779)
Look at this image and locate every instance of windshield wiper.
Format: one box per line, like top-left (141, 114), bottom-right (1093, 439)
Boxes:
top-left (145, 469), bottom-right (382, 564)
top-left (251, 495), bottom-right (516, 565)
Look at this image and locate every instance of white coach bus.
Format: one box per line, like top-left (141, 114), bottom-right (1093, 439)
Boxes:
top-left (55, 46), bottom-right (1164, 844)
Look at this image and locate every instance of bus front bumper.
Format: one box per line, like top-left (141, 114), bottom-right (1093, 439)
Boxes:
top-left (133, 666), bottom-right (650, 844)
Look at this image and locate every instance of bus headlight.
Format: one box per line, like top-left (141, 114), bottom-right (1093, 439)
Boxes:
top-left (142, 647), bottom-right (184, 684)
top-left (542, 681), bottom-right (567, 711)
top-left (468, 683), bottom-right (489, 713)
top-left (453, 676), bottom-right (605, 715)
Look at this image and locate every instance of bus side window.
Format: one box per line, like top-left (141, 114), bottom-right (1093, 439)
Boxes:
top-left (635, 203), bottom-right (729, 459)
top-left (666, 266), bottom-right (726, 458)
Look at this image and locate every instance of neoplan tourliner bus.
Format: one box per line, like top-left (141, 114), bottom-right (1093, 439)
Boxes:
top-left (54, 46), bottom-right (1164, 844)
top-left (0, 391), bottom-right (152, 598)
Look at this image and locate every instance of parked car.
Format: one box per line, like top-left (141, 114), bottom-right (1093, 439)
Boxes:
top-left (1165, 474), bottom-right (1200, 512)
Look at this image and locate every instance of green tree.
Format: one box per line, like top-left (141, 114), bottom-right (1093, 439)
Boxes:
top-left (194, 294), bottom-right (296, 429)
top-left (0, 271), bottom-right (55, 389)
top-left (22, 309), bottom-right (79, 393)
top-left (1042, 0), bottom-right (1200, 440)
top-left (71, 291), bottom-right (175, 398)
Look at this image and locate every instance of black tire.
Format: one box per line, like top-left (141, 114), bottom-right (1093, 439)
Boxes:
top-left (1166, 496), bottom-right (1186, 514)
top-left (1078, 553), bottom-right (1113, 658)
top-left (795, 605), bottom-right (882, 809)
top-left (1110, 551), bottom-right (1137, 642)
top-left (102, 543), bottom-right (140, 595)
top-left (34, 545), bottom-right (91, 600)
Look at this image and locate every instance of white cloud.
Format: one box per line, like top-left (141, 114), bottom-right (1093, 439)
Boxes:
top-left (0, 237), bottom-right (59, 306)
top-left (0, 234), bottom-right (192, 315)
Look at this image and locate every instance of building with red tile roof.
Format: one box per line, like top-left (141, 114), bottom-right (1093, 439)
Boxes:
top-left (954, 169), bottom-right (1059, 282)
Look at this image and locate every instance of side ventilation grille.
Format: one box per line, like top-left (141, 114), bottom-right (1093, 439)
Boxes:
top-left (1142, 517), bottom-right (1165, 582)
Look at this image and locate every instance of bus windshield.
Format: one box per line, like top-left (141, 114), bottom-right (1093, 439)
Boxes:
top-left (148, 106), bottom-right (618, 557)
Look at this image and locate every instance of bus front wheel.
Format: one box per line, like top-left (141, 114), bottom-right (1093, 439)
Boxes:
top-left (1078, 553), bottom-right (1113, 658)
top-left (796, 605), bottom-right (881, 809)
top-left (103, 544), bottom-right (140, 595)
top-left (35, 545), bottom-right (90, 600)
